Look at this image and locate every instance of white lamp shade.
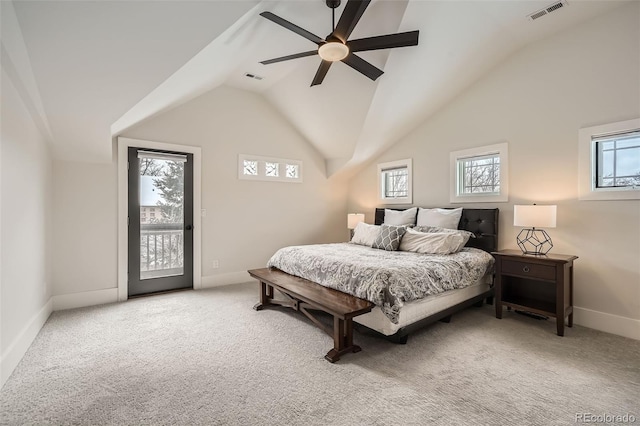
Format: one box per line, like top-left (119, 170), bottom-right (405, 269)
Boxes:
top-left (347, 213), bottom-right (365, 229)
top-left (514, 205), bottom-right (557, 228)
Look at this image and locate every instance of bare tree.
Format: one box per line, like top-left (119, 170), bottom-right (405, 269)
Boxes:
top-left (140, 158), bottom-right (163, 176)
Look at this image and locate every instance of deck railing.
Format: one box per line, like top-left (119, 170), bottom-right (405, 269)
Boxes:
top-left (140, 223), bottom-right (183, 279)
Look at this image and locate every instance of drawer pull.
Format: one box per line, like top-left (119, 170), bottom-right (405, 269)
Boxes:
top-left (522, 266), bottom-right (530, 273)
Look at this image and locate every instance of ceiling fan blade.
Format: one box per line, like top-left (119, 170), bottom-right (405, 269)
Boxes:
top-left (311, 60), bottom-right (333, 86)
top-left (341, 53), bottom-right (383, 81)
top-left (348, 30), bottom-right (419, 53)
top-left (332, 0), bottom-right (371, 43)
top-left (260, 12), bottom-right (324, 45)
top-left (261, 50), bottom-right (318, 65)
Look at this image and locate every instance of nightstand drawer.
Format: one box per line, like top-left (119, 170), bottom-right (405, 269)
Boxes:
top-left (501, 259), bottom-right (556, 280)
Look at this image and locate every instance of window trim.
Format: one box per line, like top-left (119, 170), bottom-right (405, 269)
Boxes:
top-left (377, 158), bottom-right (412, 205)
top-left (579, 118), bottom-right (640, 200)
top-left (238, 154), bottom-right (303, 183)
top-left (450, 142), bottom-right (509, 203)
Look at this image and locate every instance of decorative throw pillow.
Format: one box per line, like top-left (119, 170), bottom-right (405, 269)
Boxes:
top-left (399, 228), bottom-right (466, 254)
top-left (384, 207), bottom-right (418, 226)
top-left (372, 224), bottom-right (407, 251)
top-left (350, 222), bottom-right (380, 247)
top-left (416, 207), bottom-right (463, 229)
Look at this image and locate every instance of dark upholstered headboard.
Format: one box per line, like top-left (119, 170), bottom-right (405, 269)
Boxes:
top-left (374, 208), bottom-right (499, 253)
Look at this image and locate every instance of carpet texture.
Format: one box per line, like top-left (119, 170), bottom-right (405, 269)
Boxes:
top-left (1, 283), bottom-right (638, 425)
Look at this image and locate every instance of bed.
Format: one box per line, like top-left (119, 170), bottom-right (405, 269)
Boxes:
top-left (265, 207), bottom-right (499, 345)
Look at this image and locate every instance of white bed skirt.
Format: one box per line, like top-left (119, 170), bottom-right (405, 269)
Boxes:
top-left (354, 275), bottom-right (492, 336)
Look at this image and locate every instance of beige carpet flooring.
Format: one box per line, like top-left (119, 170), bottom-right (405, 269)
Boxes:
top-left (1, 282), bottom-right (638, 425)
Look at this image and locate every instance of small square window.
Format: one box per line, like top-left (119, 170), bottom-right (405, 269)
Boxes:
top-left (458, 154), bottom-right (500, 194)
top-left (450, 143), bottom-right (508, 203)
top-left (579, 118), bottom-right (640, 200)
top-left (383, 168), bottom-right (408, 198)
top-left (378, 159), bottom-right (412, 204)
top-left (286, 164), bottom-right (299, 179)
top-left (265, 162), bottom-right (279, 177)
top-left (243, 160), bottom-right (258, 176)
top-left (594, 132), bottom-right (640, 189)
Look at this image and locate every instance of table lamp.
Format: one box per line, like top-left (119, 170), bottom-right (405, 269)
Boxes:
top-left (513, 204), bottom-right (557, 255)
top-left (347, 213), bottom-right (365, 239)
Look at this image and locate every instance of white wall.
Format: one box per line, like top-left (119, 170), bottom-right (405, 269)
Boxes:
top-left (51, 85), bottom-right (348, 298)
top-left (52, 161), bottom-right (117, 296)
top-left (1, 68), bottom-right (53, 385)
top-left (348, 3), bottom-right (640, 339)
top-left (123, 85), bottom-right (349, 285)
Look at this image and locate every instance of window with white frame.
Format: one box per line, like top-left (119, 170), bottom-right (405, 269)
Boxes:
top-left (242, 159), bottom-right (258, 176)
top-left (579, 118), bottom-right (640, 200)
top-left (378, 159), bottom-right (412, 204)
top-left (238, 154), bottom-right (303, 183)
top-left (450, 143), bottom-right (508, 203)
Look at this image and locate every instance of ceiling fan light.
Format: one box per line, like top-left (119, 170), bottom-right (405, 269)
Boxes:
top-left (318, 42), bottom-right (349, 62)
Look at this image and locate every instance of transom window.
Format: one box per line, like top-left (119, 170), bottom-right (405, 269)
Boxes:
top-left (378, 159), bottom-right (412, 204)
top-left (450, 143), bottom-right (508, 203)
top-left (238, 154), bottom-right (303, 183)
top-left (243, 160), bottom-right (258, 176)
top-left (286, 164), bottom-right (299, 179)
top-left (594, 131), bottom-right (640, 189)
top-left (265, 162), bottom-right (279, 177)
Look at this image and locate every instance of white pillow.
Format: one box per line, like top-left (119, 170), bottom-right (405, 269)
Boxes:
top-left (416, 207), bottom-right (462, 229)
top-left (384, 207), bottom-right (417, 226)
top-left (399, 228), bottom-right (467, 254)
top-left (350, 222), bottom-right (380, 247)
top-left (414, 225), bottom-right (475, 240)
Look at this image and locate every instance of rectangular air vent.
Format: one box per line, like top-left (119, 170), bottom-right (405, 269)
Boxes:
top-left (244, 73), bottom-right (264, 81)
top-left (527, 0), bottom-right (568, 21)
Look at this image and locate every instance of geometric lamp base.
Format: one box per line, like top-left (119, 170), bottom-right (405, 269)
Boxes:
top-left (516, 228), bottom-right (553, 255)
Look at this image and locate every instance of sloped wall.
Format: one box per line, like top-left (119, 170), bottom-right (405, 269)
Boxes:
top-left (124, 86), bottom-right (349, 284)
top-left (347, 3), bottom-right (640, 338)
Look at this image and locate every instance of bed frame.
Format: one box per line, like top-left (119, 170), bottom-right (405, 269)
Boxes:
top-left (362, 207), bottom-right (499, 343)
top-left (250, 207), bottom-right (499, 361)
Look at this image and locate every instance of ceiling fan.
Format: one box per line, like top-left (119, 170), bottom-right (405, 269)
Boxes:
top-left (259, 0), bottom-right (419, 86)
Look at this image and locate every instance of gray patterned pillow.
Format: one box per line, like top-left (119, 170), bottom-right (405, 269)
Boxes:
top-left (372, 224), bottom-right (407, 251)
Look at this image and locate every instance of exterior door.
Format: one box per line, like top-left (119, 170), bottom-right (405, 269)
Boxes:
top-left (128, 148), bottom-right (194, 296)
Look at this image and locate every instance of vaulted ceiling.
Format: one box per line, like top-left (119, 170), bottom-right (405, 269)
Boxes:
top-left (5, 0), bottom-right (629, 175)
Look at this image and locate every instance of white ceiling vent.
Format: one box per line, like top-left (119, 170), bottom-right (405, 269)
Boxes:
top-left (527, 0), bottom-right (568, 21)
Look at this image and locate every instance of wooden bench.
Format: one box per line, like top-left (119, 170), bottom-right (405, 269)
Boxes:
top-left (248, 268), bottom-right (374, 362)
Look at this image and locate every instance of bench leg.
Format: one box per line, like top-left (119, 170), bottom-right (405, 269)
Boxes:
top-left (253, 281), bottom-right (274, 311)
top-left (324, 317), bottom-right (361, 363)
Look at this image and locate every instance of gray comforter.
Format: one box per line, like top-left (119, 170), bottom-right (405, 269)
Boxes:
top-left (267, 243), bottom-right (494, 324)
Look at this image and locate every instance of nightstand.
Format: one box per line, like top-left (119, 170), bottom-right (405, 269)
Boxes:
top-left (492, 249), bottom-right (578, 336)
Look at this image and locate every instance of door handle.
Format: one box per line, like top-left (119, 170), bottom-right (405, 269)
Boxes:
top-left (185, 225), bottom-right (193, 231)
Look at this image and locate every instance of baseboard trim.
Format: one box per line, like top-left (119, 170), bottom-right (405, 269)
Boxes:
top-left (52, 288), bottom-right (119, 311)
top-left (201, 271), bottom-right (251, 289)
top-left (574, 307), bottom-right (640, 340)
top-left (1, 298), bottom-right (53, 388)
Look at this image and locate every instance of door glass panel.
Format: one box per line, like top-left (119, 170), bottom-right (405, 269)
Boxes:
top-left (138, 156), bottom-right (185, 280)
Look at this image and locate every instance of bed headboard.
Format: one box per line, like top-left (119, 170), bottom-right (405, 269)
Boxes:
top-left (374, 208), bottom-right (499, 253)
